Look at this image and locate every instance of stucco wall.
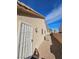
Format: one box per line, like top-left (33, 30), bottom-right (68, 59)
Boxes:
top-left (17, 15), bottom-right (47, 52)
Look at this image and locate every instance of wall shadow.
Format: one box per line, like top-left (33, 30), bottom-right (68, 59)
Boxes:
top-left (50, 33), bottom-right (62, 59)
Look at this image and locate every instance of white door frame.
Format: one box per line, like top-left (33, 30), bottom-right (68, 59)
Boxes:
top-left (18, 21), bottom-right (33, 59)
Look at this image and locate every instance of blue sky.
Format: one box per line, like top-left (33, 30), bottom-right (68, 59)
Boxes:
top-left (19, 0), bottom-right (62, 31)
top-left (48, 18), bottom-right (62, 31)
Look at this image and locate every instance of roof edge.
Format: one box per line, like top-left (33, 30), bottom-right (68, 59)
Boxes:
top-left (17, 1), bottom-right (45, 19)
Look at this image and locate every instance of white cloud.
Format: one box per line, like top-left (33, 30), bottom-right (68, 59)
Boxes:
top-left (45, 5), bottom-right (62, 24)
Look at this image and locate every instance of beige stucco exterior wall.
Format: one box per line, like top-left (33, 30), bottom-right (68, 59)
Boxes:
top-left (17, 15), bottom-right (47, 52)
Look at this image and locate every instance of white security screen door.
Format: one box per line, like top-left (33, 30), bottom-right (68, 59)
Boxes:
top-left (18, 23), bottom-right (33, 59)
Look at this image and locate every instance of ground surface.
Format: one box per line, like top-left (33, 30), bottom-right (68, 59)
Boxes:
top-left (38, 35), bottom-right (55, 59)
top-left (38, 33), bottom-right (62, 59)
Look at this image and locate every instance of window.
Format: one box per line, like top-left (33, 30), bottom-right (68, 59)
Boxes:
top-left (42, 29), bottom-right (43, 34)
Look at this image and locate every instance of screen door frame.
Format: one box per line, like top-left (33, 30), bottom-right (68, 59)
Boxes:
top-left (18, 21), bottom-right (33, 59)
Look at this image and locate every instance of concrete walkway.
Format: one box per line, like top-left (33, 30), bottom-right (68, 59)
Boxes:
top-left (38, 35), bottom-right (55, 59)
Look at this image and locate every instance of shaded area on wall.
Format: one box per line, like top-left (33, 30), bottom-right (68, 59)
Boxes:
top-left (50, 33), bottom-right (62, 59)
